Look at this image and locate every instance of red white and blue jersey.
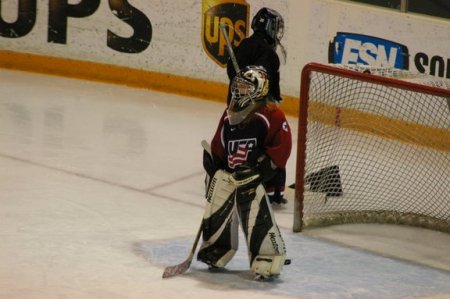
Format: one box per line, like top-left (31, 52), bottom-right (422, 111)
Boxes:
top-left (211, 103), bottom-right (292, 173)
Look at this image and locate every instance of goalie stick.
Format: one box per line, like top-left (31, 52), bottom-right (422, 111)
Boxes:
top-left (219, 23), bottom-right (240, 73)
top-left (162, 223), bottom-right (202, 278)
top-left (162, 140), bottom-right (212, 279)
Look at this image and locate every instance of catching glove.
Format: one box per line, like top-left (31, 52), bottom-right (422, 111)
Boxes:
top-left (230, 155), bottom-right (277, 187)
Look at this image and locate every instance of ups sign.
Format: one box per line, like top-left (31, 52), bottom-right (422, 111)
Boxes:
top-left (202, 0), bottom-right (249, 67)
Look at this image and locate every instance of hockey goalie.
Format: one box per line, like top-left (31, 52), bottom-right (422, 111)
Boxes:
top-left (198, 66), bottom-right (292, 279)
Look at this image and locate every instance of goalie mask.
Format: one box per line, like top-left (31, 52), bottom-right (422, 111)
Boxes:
top-left (228, 66), bottom-right (269, 125)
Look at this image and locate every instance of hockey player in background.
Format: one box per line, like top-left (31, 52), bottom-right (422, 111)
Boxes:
top-left (226, 7), bottom-right (288, 205)
top-left (198, 65), bottom-right (291, 279)
top-left (226, 7), bottom-right (286, 104)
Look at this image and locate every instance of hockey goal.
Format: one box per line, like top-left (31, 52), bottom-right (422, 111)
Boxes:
top-left (294, 63), bottom-right (450, 233)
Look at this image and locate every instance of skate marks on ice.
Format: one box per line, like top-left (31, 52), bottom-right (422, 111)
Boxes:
top-left (134, 230), bottom-right (450, 299)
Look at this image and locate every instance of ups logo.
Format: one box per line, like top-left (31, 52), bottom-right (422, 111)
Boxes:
top-left (202, 0), bottom-right (249, 67)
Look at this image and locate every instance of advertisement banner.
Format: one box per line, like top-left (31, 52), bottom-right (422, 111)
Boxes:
top-left (201, 0), bottom-right (249, 67)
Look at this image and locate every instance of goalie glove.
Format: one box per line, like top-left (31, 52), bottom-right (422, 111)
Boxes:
top-left (230, 155), bottom-right (278, 187)
top-left (255, 154), bottom-right (278, 183)
top-left (230, 164), bottom-right (261, 187)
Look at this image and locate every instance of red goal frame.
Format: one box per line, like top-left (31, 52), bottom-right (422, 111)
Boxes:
top-left (294, 63), bottom-right (450, 232)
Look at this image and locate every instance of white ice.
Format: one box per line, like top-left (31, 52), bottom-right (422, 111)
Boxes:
top-left (0, 69), bottom-right (449, 299)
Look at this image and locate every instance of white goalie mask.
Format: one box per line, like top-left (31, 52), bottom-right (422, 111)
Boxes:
top-left (228, 66), bottom-right (269, 125)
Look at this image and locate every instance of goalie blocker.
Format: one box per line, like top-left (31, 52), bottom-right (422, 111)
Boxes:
top-left (197, 168), bottom-right (287, 278)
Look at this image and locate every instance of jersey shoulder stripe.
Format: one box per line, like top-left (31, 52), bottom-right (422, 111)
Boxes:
top-left (254, 112), bottom-right (270, 129)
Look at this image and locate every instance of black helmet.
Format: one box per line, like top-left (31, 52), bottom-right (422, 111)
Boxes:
top-left (251, 7), bottom-right (284, 45)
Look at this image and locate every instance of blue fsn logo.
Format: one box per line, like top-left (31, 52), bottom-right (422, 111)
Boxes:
top-left (329, 32), bottom-right (409, 69)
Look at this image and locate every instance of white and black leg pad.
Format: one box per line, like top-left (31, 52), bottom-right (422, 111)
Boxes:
top-left (236, 183), bottom-right (287, 277)
top-left (197, 170), bottom-right (238, 268)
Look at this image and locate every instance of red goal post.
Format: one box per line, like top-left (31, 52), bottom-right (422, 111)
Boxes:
top-left (294, 63), bottom-right (450, 233)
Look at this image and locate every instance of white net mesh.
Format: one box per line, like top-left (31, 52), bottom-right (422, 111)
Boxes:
top-left (298, 64), bottom-right (450, 232)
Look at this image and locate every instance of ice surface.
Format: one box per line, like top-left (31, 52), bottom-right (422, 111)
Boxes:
top-left (0, 69), bottom-right (449, 299)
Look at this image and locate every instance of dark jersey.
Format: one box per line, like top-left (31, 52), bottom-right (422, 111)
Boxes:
top-left (226, 31), bottom-right (281, 103)
top-left (211, 103), bottom-right (291, 173)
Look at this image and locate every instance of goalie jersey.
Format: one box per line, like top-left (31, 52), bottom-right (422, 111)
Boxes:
top-left (211, 102), bottom-right (291, 176)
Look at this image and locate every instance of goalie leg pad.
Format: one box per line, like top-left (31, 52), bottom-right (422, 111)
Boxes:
top-left (236, 183), bottom-right (287, 276)
top-left (197, 170), bottom-right (238, 268)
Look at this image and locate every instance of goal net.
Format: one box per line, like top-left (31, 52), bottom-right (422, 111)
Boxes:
top-left (294, 63), bottom-right (450, 233)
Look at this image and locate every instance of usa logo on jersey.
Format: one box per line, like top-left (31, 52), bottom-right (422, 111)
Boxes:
top-left (227, 138), bottom-right (256, 169)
